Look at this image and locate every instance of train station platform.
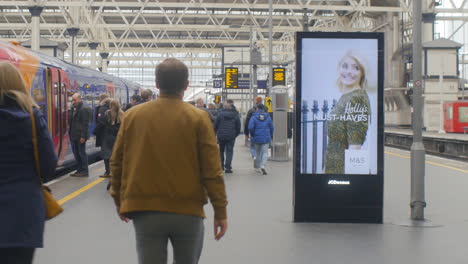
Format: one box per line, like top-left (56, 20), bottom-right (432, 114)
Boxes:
top-left (385, 127), bottom-right (468, 161)
top-left (36, 136), bottom-right (468, 264)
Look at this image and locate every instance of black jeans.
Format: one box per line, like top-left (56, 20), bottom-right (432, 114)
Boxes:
top-left (71, 140), bottom-right (89, 173)
top-left (0, 248), bottom-right (35, 264)
top-left (104, 158), bottom-right (110, 175)
top-left (219, 139), bottom-right (235, 170)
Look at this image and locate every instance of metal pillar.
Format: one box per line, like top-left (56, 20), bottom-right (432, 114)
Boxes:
top-left (411, 0), bottom-right (427, 221)
top-left (88, 42), bottom-right (99, 70)
top-left (268, 0), bottom-right (273, 97)
top-left (271, 85), bottom-right (290, 161)
top-left (28, 6), bottom-right (43, 51)
top-left (100, 52), bottom-right (109, 73)
top-left (302, 8), bottom-right (309, 32)
top-left (66, 27), bottom-right (80, 64)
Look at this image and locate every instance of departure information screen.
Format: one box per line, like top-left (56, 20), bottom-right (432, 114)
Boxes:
top-left (225, 67), bottom-right (239, 89)
top-left (273, 68), bottom-right (286, 86)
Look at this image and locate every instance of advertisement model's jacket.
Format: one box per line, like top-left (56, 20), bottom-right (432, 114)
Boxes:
top-left (110, 95), bottom-right (228, 220)
top-left (248, 110), bottom-right (274, 144)
top-left (0, 98), bottom-right (57, 248)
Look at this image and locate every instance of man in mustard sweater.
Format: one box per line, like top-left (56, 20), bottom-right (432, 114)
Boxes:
top-left (110, 58), bottom-right (228, 264)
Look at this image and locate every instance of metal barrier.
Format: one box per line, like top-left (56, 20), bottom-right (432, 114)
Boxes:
top-left (301, 99), bottom-right (336, 173)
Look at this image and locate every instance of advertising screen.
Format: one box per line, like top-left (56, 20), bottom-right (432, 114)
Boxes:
top-left (299, 37), bottom-right (379, 175)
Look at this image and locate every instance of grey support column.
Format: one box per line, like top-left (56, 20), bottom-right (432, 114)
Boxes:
top-left (28, 5), bottom-right (43, 51)
top-left (100, 52), bottom-right (109, 73)
top-left (422, 0), bottom-right (436, 42)
top-left (66, 27), bottom-right (80, 64)
top-left (270, 85), bottom-right (290, 161)
top-left (302, 8), bottom-right (309, 32)
top-left (88, 42), bottom-right (99, 70)
top-left (411, 0), bottom-right (427, 221)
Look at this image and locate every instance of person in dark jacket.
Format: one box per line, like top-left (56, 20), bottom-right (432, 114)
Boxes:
top-left (99, 99), bottom-right (124, 178)
top-left (69, 93), bottom-right (91, 177)
top-left (207, 103), bottom-right (218, 121)
top-left (0, 61), bottom-right (58, 264)
top-left (244, 96), bottom-right (263, 157)
top-left (215, 99), bottom-right (241, 173)
top-left (124, 94), bottom-right (141, 111)
top-left (93, 94), bottom-right (110, 148)
top-left (196, 97), bottom-right (214, 122)
top-left (248, 104), bottom-right (274, 175)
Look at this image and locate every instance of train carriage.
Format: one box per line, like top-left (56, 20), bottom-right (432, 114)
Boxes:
top-left (0, 41), bottom-right (141, 176)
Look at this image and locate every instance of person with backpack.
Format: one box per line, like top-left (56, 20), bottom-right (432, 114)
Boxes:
top-left (244, 96), bottom-right (263, 158)
top-left (248, 104), bottom-right (274, 175)
top-left (99, 99), bottom-right (124, 178)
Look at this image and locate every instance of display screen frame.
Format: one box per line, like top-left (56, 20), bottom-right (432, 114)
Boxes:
top-left (293, 31), bottom-right (384, 223)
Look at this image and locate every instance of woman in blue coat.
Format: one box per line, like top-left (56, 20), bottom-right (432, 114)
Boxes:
top-left (0, 62), bottom-right (57, 264)
top-left (248, 104), bottom-right (274, 175)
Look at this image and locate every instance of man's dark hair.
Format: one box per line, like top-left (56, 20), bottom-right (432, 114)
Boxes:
top-left (256, 103), bottom-right (266, 111)
top-left (131, 94), bottom-right (141, 102)
top-left (155, 58), bottom-right (189, 95)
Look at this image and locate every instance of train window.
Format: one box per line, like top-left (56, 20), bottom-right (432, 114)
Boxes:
top-left (447, 106), bottom-right (453, 120)
top-left (458, 107), bottom-right (468, 123)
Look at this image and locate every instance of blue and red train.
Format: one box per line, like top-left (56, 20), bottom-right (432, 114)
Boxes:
top-left (0, 41), bottom-right (141, 174)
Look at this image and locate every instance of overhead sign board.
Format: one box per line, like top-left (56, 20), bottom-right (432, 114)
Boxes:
top-left (225, 67), bottom-right (239, 89)
top-left (272, 67), bottom-right (286, 86)
top-left (294, 32), bottom-right (384, 224)
top-left (213, 79), bottom-right (222, 88)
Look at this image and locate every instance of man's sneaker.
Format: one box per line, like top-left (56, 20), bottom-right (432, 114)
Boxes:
top-left (99, 173), bottom-right (111, 178)
top-left (70, 171), bottom-right (80, 176)
top-left (261, 168), bottom-right (267, 175)
top-left (256, 168), bottom-right (262, 174)
top-left (225, 169), bottom-right (233, 173)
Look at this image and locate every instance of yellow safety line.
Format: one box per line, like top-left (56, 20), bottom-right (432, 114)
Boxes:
top-left (58, 178), bottom-right (106, 205)
top-left (385, 151), bottom-right (468, 174)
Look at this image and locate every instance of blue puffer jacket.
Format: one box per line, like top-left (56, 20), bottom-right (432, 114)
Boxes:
top-left (215, 108), bottom-right (241, 141)
top-left (0, 98), bottom-right (57, 248)
top-left (248, 110), bottom-right (274, 144)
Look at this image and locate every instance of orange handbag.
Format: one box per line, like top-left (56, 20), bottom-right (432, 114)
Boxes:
top-left (30, 108), bottom-right (64, 220)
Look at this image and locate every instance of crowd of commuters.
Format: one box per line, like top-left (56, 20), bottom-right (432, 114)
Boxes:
top-left (0, 57), bottom-right (277, 264)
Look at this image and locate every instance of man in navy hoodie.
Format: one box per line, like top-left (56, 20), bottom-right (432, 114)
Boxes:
top-left (214, 99), bottom-right (240, 173)
top-left (248, 104), bottom-right (274, 175)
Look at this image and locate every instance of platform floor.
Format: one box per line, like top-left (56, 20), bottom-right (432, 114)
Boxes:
top-left (36, 136), bottom-right (468, 264)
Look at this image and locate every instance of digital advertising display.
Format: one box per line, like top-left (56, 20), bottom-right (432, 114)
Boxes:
top-left (294, 32), bottom-right (384, 223)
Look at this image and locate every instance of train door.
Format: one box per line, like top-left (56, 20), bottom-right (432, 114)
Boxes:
top-left (47, 67), bottom-right (69, 162)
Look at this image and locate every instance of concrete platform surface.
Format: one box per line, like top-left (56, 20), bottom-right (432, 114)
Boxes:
top-left (35, 136), bottom-right (468, 264)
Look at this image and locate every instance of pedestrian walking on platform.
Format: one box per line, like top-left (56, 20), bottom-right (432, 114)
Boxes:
top-left (215, 99), bottom-right (241, 173)
top-left (140, 88), bottom-right (154, 103)
top-left (110, 58), bottom-right (228, 264)
top-left (93, 94), bottom-right (110, 156)
top-left (196, 97), bottom-right (214, 122)
top-left (69, 93), bottom-right (91, 177)
top-left (99, 99), bottom-right (124, 178)
top-left (245, 96), bottom-right (263, 158)
top-left (0, 61), bottom-right (57, 264)
top-left (248, 104), bottom-right (274, 175)
top-left (124, 94), bottom-right (141, 111)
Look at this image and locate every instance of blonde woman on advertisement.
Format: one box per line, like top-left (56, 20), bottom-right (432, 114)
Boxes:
top-left (0, 62), bottom-right (57, 263)
top-left (324, 51), bottom-right (371, 174)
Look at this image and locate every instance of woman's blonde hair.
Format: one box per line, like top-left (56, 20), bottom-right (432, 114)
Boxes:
top-left (336, 50), bottom-right (368, 93)
top-left (0, 61), bottom-right (38, 111)
top-left (108, 99), bottom-right (124, 125)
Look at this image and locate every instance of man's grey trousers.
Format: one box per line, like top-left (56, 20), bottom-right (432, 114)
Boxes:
top-left (132, 211), bottom-right (204, 264)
